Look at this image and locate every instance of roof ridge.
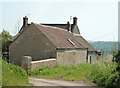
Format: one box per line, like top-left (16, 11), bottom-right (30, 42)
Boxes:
top-left (34, 23), bottom-right (84, 49)
top-left (37, 23), bottom-right (69, 32)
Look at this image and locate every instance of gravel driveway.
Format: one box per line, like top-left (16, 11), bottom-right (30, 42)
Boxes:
top-left (29, 77), bottom-right (91, 87)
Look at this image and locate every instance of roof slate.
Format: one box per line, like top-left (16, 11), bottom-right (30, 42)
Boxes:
top-left (75, 36), bottom-right (97, 51)
top-left (12, 22), bottom-right (97, 51)
top-left (42, 24), bottom-right (67, 30)
top-left (34, 23), bottom-right (84, 49)
top-left (42, 23), bottom-right (80, 35)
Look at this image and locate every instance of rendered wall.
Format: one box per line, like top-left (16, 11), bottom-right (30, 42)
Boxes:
top-left (56, 49), bottom-right (87, 66)
top-left (88, 51), bottom-right (98, 63)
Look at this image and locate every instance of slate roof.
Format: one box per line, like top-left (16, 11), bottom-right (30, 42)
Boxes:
top-left (34, 23), bottom-right (84, 49)
top-left (42, 23), bottom-right (96, 51)
top-left (42, 24), bottom-right (67, 30)
top-left (12, 22), bottom-right (96, 51)
top-left (42, 23), bottom-right (80, 35)
top-left (75, 36), bottom-right (97, 51)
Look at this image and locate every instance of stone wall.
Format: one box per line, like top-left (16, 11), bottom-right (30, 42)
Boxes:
top-left (56, 49), bottom-right (87, 66)
top-left (21, 56), bottom-right (32, 71)
top-left (21, 56), bottom-right (57, 70)
top-left (21, 49), bottom-right (87, 70)
top-left (31, 58), bottom-right (57, 70)
top-left (9, 23), bottom-right (56, 66)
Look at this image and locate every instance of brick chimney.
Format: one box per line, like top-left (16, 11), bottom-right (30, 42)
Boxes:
top-left (23, 16), bottom-right (28, 27)
top-left (73, 17), bottom-right (77, 25)
top-left (66, 21), bottom-right (70, 31)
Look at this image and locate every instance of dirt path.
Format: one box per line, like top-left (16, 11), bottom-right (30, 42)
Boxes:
top-left (29, 77), bottom-right (90, 86)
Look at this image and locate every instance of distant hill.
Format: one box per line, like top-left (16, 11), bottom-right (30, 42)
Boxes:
top-left (88, 41), bottom-right (118, 54)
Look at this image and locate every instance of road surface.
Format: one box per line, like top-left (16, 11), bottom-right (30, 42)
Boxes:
top-left (29, 77), bottom-right (90, 86)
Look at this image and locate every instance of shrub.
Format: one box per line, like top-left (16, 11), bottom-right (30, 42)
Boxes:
top-left (87, 60), bottom-right (118, 87)
top-left (112, 50), bottom-right (120, 87)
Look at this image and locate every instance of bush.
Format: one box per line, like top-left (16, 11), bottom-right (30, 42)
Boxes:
top-left (112, 50), bottom-right (120, 87)
top-left (87, 60), bottom-right (118, 87)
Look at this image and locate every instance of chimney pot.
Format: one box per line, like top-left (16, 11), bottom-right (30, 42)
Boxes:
top-left (73, 17), bottom-right (77, 25)
top-left (66, 21), bottom-right (70, 31)
top-left (23, 16), bottom-right (28, 27)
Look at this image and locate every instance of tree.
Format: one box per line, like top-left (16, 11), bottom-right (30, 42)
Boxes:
top-left (0, 29), bottom-right (12, 46)
top-left (0, 29), bottom-right (12, 60)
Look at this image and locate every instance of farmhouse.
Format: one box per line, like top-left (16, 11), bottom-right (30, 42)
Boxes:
top-left (9, 16), bottom-right (99, 68)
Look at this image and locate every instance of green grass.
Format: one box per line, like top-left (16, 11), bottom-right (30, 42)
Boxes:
top-left (2, 59), bottom-right (31, 86)
top-left (28, 63), bottom-right (92, 83)
top-left (28, 60), bottom-right (117, 87)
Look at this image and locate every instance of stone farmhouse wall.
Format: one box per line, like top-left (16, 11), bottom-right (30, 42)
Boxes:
top-left (21, 49), bottom-right (87, 70)
top-left (87, 51), bottom-right (98, 63)
top-left (9, 24), bottom-right (88, 70)
top-left (9, 24), bottom-right (56, 66)
top-left (56, 49), bottom-right (87, 66)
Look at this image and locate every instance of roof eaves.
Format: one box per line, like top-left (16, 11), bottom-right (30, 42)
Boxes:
top-left (56, 47), bottom-right (87, 50)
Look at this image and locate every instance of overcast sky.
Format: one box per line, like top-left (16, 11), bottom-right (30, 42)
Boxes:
top-left (1, 0), bottom-right (119, 41)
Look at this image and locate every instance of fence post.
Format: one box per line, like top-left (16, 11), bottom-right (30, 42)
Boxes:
top-left (21, 56), bottom-right (32, 71)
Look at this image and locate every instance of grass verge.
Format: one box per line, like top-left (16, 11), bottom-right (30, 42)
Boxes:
top-left (28, 63), bottom-right (93, 84)
top-left (28, 60), bottom-right (117, 87)
top-left (2, 59), bottom-right (31, 86)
